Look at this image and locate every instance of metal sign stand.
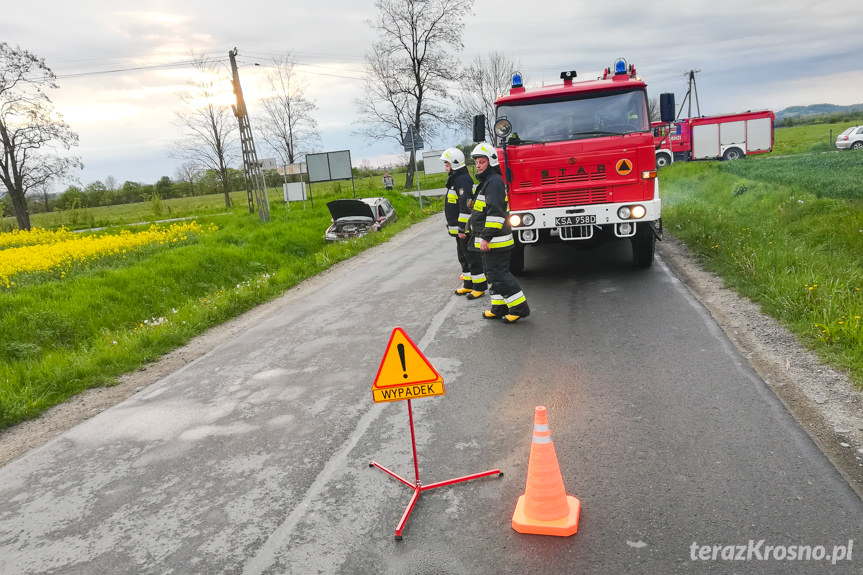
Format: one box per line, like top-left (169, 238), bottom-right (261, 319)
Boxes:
top-left (369, 399), bottom-right (503, 540)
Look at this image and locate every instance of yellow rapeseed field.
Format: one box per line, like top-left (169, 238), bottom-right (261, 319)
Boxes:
top-left (0, 222), bottom-right (209, 288)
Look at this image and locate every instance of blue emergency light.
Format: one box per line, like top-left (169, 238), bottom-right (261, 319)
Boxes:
top-left (511, 72), bottom-right (523, 89)
top-left (614, 58), bottom-right (627, 74)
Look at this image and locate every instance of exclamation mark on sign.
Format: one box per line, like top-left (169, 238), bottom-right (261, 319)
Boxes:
top-left (397, 343), bottom-right (408, 378)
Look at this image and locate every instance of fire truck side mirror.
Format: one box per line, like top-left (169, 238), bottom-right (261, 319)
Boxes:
top-left (660, 93), bottom-right (675, 123)
top-left (472, 115), bottom-right (486, 143)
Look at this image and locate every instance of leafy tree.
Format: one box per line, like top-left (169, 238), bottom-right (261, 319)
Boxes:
top-left (454, 51), bottom-right (521, 143)
top-left (354, 0), bottom-right (473, 188)
top-left (154, 176), bottom-right (173, 198)
top-left (171, 52), bottom-right (238, 208)
top-left (59, 185), bottom-right (85, 210)
top-left (257, 54), bottom-right (321, 167)
top-left (0, 43), bottom-right (82, 230)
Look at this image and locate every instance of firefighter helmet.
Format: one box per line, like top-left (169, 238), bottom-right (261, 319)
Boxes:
top-left (440, 147), bottom-right (466, 170)
top-left (470, 142), bottom-right (499, 167)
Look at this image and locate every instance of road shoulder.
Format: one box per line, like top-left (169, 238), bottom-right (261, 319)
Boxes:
top-left (658, 235), bottom-right (863, 498)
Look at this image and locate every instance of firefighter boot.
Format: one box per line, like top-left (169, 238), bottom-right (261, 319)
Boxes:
top-left (455, 275), bottom-right (473, 295)
top-left (466, 290), bottom-right (485, 300)
top-left (502, 302), bottom-right (531, 324)
top-left (483, 295), bottom-right (507, 319)
top-left (483, 305), bottom-right (507, 320)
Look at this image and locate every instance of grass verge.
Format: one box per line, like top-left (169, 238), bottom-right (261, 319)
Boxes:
top-left (661, 146), bottom-right (863, 385)
top-left (0, 184), bottom-right (444, 429)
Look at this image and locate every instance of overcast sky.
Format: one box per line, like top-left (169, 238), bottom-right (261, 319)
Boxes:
top-left (3, 0), bottom-right (862, 189)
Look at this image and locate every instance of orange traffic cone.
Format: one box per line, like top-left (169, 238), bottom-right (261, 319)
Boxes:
top-left (512, 406), bottom-right (581, 536)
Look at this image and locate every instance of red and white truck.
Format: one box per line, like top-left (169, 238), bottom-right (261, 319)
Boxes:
top-left (652, 109), bottom-right (775, 168)
top-left (474, 58), bottom-right (662, 272)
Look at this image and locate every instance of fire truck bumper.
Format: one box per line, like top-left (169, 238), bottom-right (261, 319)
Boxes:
top-left (510, 199), bottom-right (662, 244)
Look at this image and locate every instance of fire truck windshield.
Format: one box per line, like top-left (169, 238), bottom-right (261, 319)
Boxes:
top-left (497, 88), bottom-right (649, 145)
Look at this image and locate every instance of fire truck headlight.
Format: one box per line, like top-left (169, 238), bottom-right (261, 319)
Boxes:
top-left (509, 214), bottom-right (521, 227)
top-left (522, 213), bottom-right (535, 226)
top-left (618, 222), bottom-right (633, 235)
top-left (618, 206), bottom-right (631, 220)
top-left (522, 229), bottom-right (536, 242)
top-left (631, 205), bottom-right (646, 219)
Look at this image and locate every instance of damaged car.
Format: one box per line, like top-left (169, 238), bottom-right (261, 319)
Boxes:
top-left (324, 197), bottom-right (398, 241)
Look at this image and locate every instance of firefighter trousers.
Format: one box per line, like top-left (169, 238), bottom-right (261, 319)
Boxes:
top-left (481, 248), bottom-right (528, 314)
top-left (458, 236), bottom-right (487, 291)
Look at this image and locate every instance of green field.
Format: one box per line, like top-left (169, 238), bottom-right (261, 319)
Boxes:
top-left (0, 173), bottom-right (447, 429)
top-left (662, 121), bottom-right (863, 383)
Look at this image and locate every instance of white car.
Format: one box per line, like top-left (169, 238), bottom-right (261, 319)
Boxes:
top-left (324, 197), bottom-right (397, 241)
top-left (835, 125), bottom-right (863, 150)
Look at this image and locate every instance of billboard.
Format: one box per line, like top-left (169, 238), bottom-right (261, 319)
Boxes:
top-left (307, 150), bottom-right (353, 183)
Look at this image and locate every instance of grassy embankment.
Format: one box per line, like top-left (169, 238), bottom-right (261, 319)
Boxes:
top-left (0, 173), bottom-right (447, 430)
top-left (661, 120), bottom-right (863, 384)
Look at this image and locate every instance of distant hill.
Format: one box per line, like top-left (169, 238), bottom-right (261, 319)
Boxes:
top-left (776, 103), bottom-right (863, 121)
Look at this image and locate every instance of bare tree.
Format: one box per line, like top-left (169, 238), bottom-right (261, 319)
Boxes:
top-left (0, 43), bottom-right (82, 230)
top-left (455, 51), bottom-right (521, 143)
top-left (648, 97), bottom-right (660, 123)
top-left (355, 0), bottom-right (473, 188)
top-left (171, 52), bottom-right (237, 208)
top-left (174, 161), bottom-right (200, 196)
top-left (104, 175), bottom-right (118, 192)
top-left (257, 54), bottom-right (320, 168)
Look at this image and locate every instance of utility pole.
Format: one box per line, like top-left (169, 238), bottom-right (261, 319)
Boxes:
top-left (229, 48), bottom-right (270, 222)
top-left (676, 69), bottom-right (702, 119)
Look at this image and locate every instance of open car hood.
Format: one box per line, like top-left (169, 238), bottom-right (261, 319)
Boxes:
top-left (327, 199), bottom-right (375, 221)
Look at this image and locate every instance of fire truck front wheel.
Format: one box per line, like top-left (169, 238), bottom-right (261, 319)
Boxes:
top-left (656, 153), bottom-right (672, 168)
top-left (510, 244), bottom-right (526, 276)
top-left (631, 225), bottom-right (655, 268)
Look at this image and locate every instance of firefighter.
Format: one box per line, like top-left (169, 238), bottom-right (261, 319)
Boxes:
top-left (468, 142), bottom-right (530, 323)
top-left (441, 147), bottom-right (487, 297)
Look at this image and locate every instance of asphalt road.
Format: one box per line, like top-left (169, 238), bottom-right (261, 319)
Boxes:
top-left (1, 215), bottom-right (861, 574)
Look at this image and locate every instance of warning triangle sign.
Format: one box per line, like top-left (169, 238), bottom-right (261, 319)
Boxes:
top-left (372, 327), bottom-right (445, 403)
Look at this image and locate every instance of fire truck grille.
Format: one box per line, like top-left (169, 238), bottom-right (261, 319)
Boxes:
top-left (518, 169), bottom-right (607, 190)
top-left (538, 187), bottom-right (609, 208)
top-left (540, 172), bottom-right (606, 186)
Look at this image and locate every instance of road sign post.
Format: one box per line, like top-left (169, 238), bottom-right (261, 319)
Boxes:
top-left (369, 327), bottom-right (502, 539)
top-left (402, 127), bottom-right (424, 209)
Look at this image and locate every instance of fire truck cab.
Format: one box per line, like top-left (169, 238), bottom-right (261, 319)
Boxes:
top-left (476, 59), bottom-right (663, 273)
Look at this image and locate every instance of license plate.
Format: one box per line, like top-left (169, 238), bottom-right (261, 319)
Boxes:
top-left (555, 215), bottom-right (595, 226)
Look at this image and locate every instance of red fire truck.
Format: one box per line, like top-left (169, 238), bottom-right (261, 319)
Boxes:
top-left (652, 110), bottom-right (775, 168)
top-left (474, 58), bottom-right (663, 272)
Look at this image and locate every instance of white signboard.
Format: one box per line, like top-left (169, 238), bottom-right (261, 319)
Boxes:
top-left (277, 163), bottom-right (306, 176)
top-left (259, 158), bottom-right (278, 171)
top-left (422, 150), bottom-right (447, 175)
top-left (283, 182), bottom-right (307, 202)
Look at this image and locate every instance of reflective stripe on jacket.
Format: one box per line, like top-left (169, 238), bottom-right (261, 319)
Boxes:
top-left (469, 166), bottom-right (513, 250)
top-left (444, 168), bottom-right (473, 236)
